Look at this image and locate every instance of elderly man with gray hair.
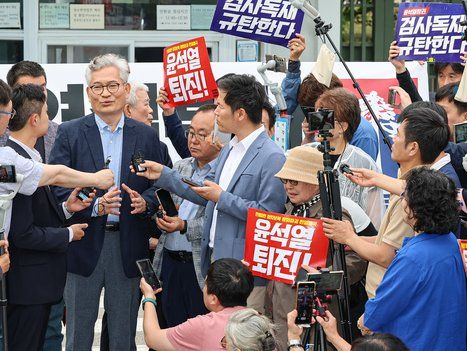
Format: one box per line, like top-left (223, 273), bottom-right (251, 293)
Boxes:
top-left (124, 81), bottom-right (172, 168)
top-left (49, 53), bottom-right (164, 351)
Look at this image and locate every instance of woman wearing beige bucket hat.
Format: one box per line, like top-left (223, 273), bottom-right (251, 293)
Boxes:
top-left (265, 145), bottom-right (369, 351)
top-left (303, 88), bottom-right (385, 230)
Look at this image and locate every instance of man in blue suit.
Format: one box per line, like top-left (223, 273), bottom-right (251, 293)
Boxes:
top-left (136, 74), bottom-right (287, 313)
top-left (49, 54), bottom-right (163, 351)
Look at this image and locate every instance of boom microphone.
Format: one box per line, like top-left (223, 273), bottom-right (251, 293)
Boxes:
top-left (291, 0), bottom-right (320, 19)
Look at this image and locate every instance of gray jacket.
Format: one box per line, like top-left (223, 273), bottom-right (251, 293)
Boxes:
top-left (152, 157), bottom-right (206, 289)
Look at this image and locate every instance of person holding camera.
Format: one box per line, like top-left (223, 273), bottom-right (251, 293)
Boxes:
top-left (267, 145), bottom-right (368, 351)
top-left (286, 309), bottom-right (409, 351)
top-left (223, 308), bottom-right (276, 351)
top-left (306, 88), bottom-right (385, 229)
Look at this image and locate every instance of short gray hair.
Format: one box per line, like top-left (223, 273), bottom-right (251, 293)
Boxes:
top-left (85, 53), bottom-right (130, 86)
top-left (225, 309), bottom-right (276, 351)
top-left (127, 82), bottom-right (149, 107)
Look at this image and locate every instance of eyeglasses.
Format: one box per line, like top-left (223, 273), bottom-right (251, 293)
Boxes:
top-left (280, 178), bottom-right (298, 186)
top-left (185, 129), bottom-right (208, 142)
top-left (90, 82), bottom-right (121, 95)
top-left (0, 109), bottom-right (16, 119)
top-left (220, 335), bottom-right (227, 349)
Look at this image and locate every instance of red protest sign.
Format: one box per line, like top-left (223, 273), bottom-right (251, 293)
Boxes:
top-left (163, 36), bottom-right (218, 108)
top-left (459, 240), bottom-right (467, 275)
top-left (244, 208), bottom-right (329, 285)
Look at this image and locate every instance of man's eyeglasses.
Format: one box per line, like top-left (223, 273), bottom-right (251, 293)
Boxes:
top-left (185, 129), bottom-right (208, 142)
top-left (90, 82), bottom-right (121, 95)
top-left (280, 178), bottom-right (298, 186)
top-left (0, 109), bottom-right (16, 119)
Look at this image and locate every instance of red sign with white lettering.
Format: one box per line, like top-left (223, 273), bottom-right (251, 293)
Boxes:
top-left (163, 36), bottom-right (218, 107)
top-left (244, 208), bottom-right (329, 285)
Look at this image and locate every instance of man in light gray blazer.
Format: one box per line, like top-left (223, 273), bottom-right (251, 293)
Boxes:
top-left (136, 74), bottom-right (287, 313)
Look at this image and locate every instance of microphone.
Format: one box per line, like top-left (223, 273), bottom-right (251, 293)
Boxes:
top-left (291, 0), bottom-right (321, 20)
top-left (339, 163), bottom-right (353, 175)
top-left (0, 231), bottom-right (4, 255)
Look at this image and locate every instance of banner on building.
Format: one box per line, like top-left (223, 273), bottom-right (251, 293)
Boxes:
top-left (243, 208), bottom-right (328, 285)
top-left (0, 61), bottom-right (428, 166)
top-left (395, 2), bottom-right (467, 62)
top-left (210, 0), bottom-right (304, 47)
top-left (163, 37), bottom-right (218, 107)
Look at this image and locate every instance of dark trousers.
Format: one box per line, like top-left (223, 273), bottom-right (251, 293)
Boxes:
top-left (161, 249), bottom-right (208, 327)
top-left (100, 291), bottom-right (167, 351)
top-left (7, 303), bottom-right (51, 351)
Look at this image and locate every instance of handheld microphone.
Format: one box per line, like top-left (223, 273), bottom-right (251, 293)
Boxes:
top-left (339, 163), bottom-right (353, 175)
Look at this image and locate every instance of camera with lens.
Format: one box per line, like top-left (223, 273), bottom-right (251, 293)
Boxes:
top-left (0, 165), bottom-right (16, 183)
top-left (300, 107), bottom-right (335, 132)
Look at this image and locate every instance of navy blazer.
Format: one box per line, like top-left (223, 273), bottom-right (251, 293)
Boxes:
top-left (49, 114), bottom-right (162, 278)
top-left (155, 131), bottom-right (287, 280)
top-left (7, 139), bottom-right (69, 305)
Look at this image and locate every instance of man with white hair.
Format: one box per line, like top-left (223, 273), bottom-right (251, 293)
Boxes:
top-left (49, 54), bottom-right (164, 351)
top-left (124, 82), bottom-right (172, 168)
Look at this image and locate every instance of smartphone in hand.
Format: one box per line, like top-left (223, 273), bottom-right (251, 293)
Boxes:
top-left (136, 259), bottom-right (162, 290)
top-left (155, 189), bottom-right (178, 217)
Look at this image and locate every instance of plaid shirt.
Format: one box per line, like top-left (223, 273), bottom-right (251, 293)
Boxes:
top-left (151, 157), bottom-right (208, 289)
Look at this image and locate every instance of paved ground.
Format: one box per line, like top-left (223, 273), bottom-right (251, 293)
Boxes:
top-left (62, 290), bottom-right (147, 350)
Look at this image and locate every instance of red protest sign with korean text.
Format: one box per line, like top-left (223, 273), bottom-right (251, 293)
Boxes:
top-left (244, 208), bottom-right (329, 285)
top-left (163, 36), bottom-right (218, 107)
top-left (459, 240), bottom-right (467, 274)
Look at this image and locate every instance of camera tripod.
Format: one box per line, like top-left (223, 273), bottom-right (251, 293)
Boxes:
top-left (317, 132), bottom-right (352, 343)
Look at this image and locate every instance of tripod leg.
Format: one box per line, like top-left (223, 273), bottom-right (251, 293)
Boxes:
top-left (318, 323), bottom-right (327, 351)
top-left (0, 278), bottom-right (7, 351)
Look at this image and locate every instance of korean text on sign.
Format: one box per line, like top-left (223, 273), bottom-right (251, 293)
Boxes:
top-left (163, 36), bottom-right (218, 107)
top-left (210, 0), bottom-right (304, 47)
top-left (244, 209), bottom-right (329, 285)
top-left (395, 2), bottom-right (467, 63)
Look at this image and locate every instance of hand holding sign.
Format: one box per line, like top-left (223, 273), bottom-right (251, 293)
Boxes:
top-left (156, 87), bottom-right (175, 115)
top-left (244, 209), bottom-right (328, 285)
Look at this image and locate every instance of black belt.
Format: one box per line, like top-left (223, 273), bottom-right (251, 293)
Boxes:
top-left (165, 249), bottom-right (193, 263)
top-left (105, 222), bottom-right (120, 232)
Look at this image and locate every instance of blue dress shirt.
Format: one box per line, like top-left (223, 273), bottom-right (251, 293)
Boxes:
top-left (92, 114), bottom-right (124, 223)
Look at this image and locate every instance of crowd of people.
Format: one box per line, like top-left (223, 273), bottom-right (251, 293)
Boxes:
top-left (0, 32), bottom-right (465, 351)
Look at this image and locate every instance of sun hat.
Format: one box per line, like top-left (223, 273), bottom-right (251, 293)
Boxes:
top-left (275, 145), bottom-right (324, 185)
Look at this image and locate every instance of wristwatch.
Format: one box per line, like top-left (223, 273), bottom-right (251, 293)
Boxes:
top-left (287, 339), bottom-right (303, 350)
top-left (180, 220), bottom-right (188, 234)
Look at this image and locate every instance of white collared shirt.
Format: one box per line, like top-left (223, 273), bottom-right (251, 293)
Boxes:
top-left (9, 137), bottom-right (42, 163)
top-left (430, 153), bottom-right (451, 171)
top-left (8, 137), bottom-right (74, 241)
top-left (209, 126), bottom-right (265, 248)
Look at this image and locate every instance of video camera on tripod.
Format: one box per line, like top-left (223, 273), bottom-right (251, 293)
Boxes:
top-left (300, 107), bottom-right (335, 134)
